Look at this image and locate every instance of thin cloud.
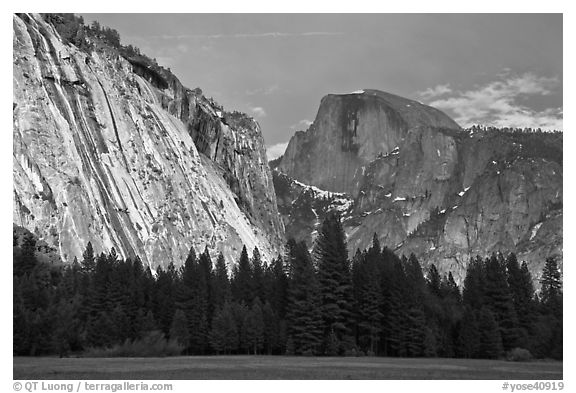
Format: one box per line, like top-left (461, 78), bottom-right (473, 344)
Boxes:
top-left (149, 32), bottom-right (344, 40)
top-left (418, 84), bottom-right (452, 100)
top-left (267, 142), bottom-right (289, 161)
top-left (250, 106), bottom-right (267, 118)
top-left (420, 73), bottom-right (562, 130)
top-left (290, 119), bottom-right (313, 130)
top-left (246, 84), bottom-right (279, 96)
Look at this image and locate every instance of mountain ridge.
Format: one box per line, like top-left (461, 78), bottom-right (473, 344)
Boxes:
top-left (273, 90), bottom-right (562, 283)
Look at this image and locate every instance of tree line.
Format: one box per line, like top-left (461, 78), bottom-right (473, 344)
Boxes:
top-left (13, 212), bottom-right (562, 359)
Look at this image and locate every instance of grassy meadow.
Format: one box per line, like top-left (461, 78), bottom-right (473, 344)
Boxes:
top-left (14, 355), bottom-right (562, 380)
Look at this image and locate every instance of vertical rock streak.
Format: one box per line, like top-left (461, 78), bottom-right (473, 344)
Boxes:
top-left (13, 13), bottom-right (284, 267)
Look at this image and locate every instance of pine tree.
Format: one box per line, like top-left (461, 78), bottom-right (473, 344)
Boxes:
top-left (441, 272), bottom-right (461, 302)
top-left (232, 245), bottom-right (253, 305)
top-left (463, 256), bottom-right (485, 309)
top-left (426, 264), bottom-right (442, 298)
top-left (81, 241), bottom-right (96, 273)
top-left (198, 247), bottom-right (214, 326)
top-left (15, 231), bottom-right (38, 277)
top-left (540, 257), bottom-right (562, 314)
top-left (152, 263), bottom-right (177, 336)
top-left (243, 298), bottom-right (265, 354)
top-left (539, 257), bottom-right (562, 359)
top-left (381, 255), bottom-right (409, 356)
top-left (210, 302), bottom-right (238, 354)
top-left (506, 253), bottom-right (535, 347)
top-left (457, 308), bottom-right (481, 358)
top-left (212, 252), bottom-right (231, 310)
top-left (484, 254), bottom-right (519, 351)
top-left (230, 301), bottom-right (249, 353)
top-left (262, 300), bottom-right (280, 354)
top-left (315, 212), bottom-right (353, 353)
top-left (251, 247), bottom-right (266, 302)
top-left (169, 309), bottom-right (190, 349)
top-left (352, 237), bottom-right (382, 354)
top-left (175, 247), bottom-right (209, 354)
top-left (477, 307), bottom-right (503, 359)
top-left (286, 239), bottom-right (323, 355)
top-left (269, 255), bottom-right (288, 319)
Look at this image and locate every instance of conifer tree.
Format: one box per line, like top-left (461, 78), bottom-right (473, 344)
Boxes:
top-left (477, 307), bottom-right (503, 359)
top-left (427, 264), bottom-right (442, 298)
top-left (506, 254), bottom-right (535, 346)
top-left (315, 212), bottom-right (353, 353)
top-left (269, 255), bottom-right (288, 319)
top-left (212, 252), bottom-right (231, 310)
top-left (540, 257), bottom-right (562, 314)
top-left (457, 308), bottom-right (481, 358)
top-left (175, 247), bottom-right (209, 354)
top-left (232, 246), bottom-right (253, 305)
top-left (152, 263), bottom-right (177, 336)
top-left (15, 231), bottom-right (38, 277)
top-left (198, 247), bottom-right (214, 325)
top-left (286, 239), bottom-right (323, 355)
top-left (251, 247), bottom-right (266, 302)
top-left (539, 257), bottom-right (563, 359)
top-left (463, 256), bottom-right (486, 309)
top-left (243, 298), bottom-right (265, 354)
top-left (210, 302), bottom-right (238, 354)
top-left (169, 309), bottom-right (190, 349)
top-left (352, 237), bottom-right (382, 354)
top-left (81, 241), bottom-right (96, 273)
top-left (483, 254), bottom-right (519, 351)
top-left (262, 300), bottom-right (280, 354)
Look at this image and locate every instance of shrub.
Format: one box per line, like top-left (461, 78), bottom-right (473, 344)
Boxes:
top-left (506, 347), bottom-right (533, 362)
top-left (83, 330), bottom-right (184, 358)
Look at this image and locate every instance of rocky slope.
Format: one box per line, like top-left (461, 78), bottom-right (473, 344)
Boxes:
top-left (13, 13), bottom-right (284, 268)
top-left (274, 90), bottom-right (562, 282)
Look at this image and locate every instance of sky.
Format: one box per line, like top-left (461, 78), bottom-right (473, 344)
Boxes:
top-left (82, 14), bottom-right (563, 160)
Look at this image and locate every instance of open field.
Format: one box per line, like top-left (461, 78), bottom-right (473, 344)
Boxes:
top-left (14, 356), bottom-right (562, 380)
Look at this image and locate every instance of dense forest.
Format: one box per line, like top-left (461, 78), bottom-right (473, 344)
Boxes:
top-left (13, 212), bottom-right (562, 360)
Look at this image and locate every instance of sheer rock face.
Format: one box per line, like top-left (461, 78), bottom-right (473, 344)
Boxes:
top-left (278, 90), bottom-right (460, 198)
top-left (274, 90), bottom-right (562, 283)
top-left (13, 14), bottom-right (284, 268)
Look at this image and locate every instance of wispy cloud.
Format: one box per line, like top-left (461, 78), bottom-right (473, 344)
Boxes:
top-left (418, 73), bottom-right (562, 130)
top-left (150, 32), bottom-right (344, 40)
top-left (245, 84), bottom-right (279, 96)
top-left (290, 119), bottom-right (313, 130)
top-left (267, 142), bottom-right (289, 161)
top-left (418, 84), bottom-right (452, 100)
top-left (250, 106), bottom-right (267, 118)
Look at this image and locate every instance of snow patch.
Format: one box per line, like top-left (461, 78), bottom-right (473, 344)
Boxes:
top-left (349, 90), bottom-right (365, 94)
top-left (385, 193), bottom-right (392, 198)
top-left (403, 212), bottom-right (411, 217)
top-left (530, 222), bottom-right (543, 241)
top-left (393, 196), bottom-right (406, 202)
top-left (440, 209), bottom-right (446, 214)
top-left (429, 246), bottom-right (436, 251)
top-left (458, 187), bottom-right (471, 197)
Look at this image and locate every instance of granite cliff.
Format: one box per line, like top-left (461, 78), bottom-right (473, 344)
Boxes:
top-left (273, 90), bottom-right (562, 282)
top-left (13, 13), bottom-right (285, 268)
